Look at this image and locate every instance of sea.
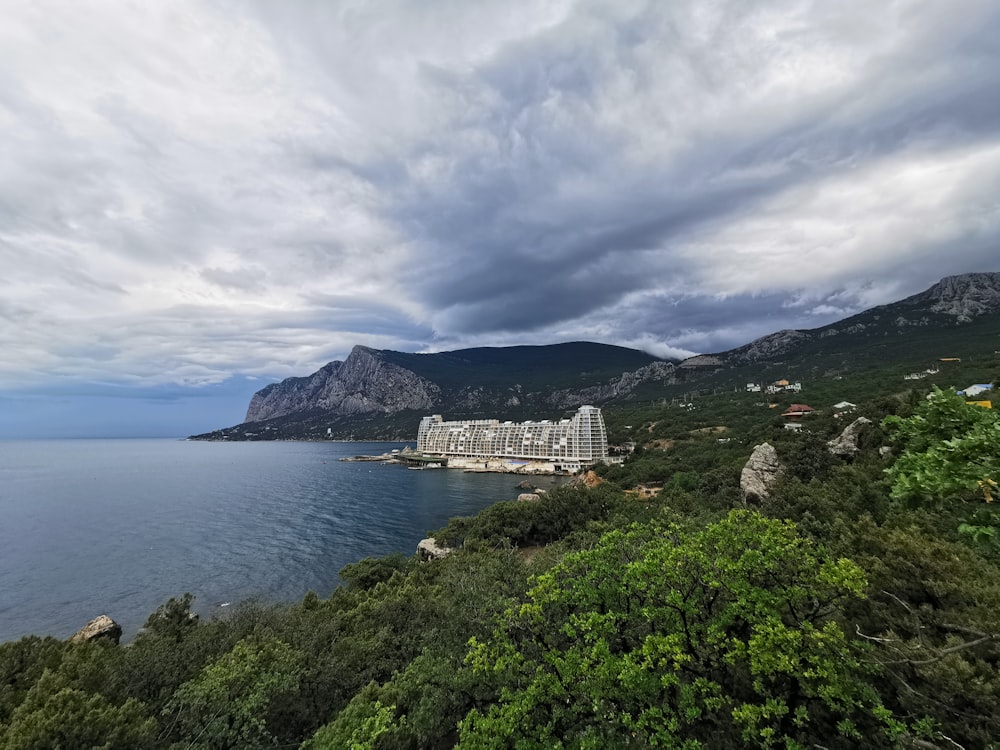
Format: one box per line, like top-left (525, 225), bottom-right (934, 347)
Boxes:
top-left (0, 439), bottom-right (561, 643)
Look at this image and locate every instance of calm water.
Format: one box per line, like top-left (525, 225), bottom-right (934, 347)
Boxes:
top-left (0, 439), bottom-right (559, 642)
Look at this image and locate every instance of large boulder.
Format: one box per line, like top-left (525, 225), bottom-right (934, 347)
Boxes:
top-left (416, 537), bottom-right (453, 561)
top-left (569, 470), bottom-right (604, 488)
top-left (517, 493), bottom-right (541, 503)
top-left (70, 615), bottom-right (122, 645)
top-left (827, 416), bottom-right (873, 458)
top-left (740, 442), bottom-right (783, 504)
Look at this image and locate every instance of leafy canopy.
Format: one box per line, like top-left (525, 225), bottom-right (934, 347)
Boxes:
top-left (458, 510), bottom-right (899, 749)
top-left (883, 386), bottom-right (1000, 542)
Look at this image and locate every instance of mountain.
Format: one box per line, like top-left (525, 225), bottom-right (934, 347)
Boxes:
top-left (192, 272), bottom-right (1000, 441)
top-left (193, 342), bottom-right (678, 441)
top-left (716, 272), bottom-right (1000, 368)
top-left (244, 347), bottom-right (440, 423)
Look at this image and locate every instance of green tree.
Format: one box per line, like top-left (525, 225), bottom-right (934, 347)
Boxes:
top-left (162, 636), bottom-right (303, 749)
top-left (340, 554), bottom-right (412, 591)
top-left (303, 684), bottom-right (402, 750)
top-left (0, 668), bottom-right (157, 750)
top-left (883, 387), bottom-right (1000, 542)
top-left (143, 592), bottom-right (198, 642)
top-left (458, 511), bottom-right (900, 749)
top-left (0, 636), bottom-right (66, 726)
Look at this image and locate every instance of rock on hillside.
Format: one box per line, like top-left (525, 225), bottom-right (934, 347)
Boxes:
top-left (827, 417), bottom-right (873, 458)
top-left (70, 615), bottom-right (122, 645)
top-left (740, 443), bottom-right (783, 504)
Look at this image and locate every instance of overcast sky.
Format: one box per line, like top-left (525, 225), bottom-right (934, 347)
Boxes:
top-left (2, 0), bottom-right (999, 437)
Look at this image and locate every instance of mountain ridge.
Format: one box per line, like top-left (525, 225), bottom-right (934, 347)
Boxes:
top-left (193, 271), bottom-right (1000, 440)
top-left (242, 341), bottom-right (671, 426)
top-left (717, 272), bottom-right (1000, 365)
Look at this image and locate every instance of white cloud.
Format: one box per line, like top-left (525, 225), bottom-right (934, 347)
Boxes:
top-left (679, 141), bottom-right (1000, 297)
top-left (0, 0), bottom-right (998, 408)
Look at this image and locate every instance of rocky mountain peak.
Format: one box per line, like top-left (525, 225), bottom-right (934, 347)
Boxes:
top-left (914, 272), bottom-right (1000, 321)
top-left (727, 329), bottom-right (811, 365)
top-left (244, 346), bottom-right (439, 423)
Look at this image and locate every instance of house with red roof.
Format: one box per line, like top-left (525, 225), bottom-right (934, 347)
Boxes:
top-left (781, 404), bottom-right (815, 420)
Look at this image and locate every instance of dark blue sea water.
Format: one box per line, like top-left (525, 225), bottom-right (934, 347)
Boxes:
top-left (0, 439), bottom-right (559, 643)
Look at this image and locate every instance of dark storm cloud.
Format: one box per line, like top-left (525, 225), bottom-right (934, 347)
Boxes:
top-left (2, 0), bottom-right (1000, 436)
top-left (368, 0), bottom-right (1000, 348)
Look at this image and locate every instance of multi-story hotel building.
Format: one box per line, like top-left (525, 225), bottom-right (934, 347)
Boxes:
top-left (416, 405), bottom-right (608, 472)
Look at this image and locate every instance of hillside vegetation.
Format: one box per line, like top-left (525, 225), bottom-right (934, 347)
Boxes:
top-left (381, 342), bottom-right (661, 393)
top-left (4, 350), bottom-right (1000, 748)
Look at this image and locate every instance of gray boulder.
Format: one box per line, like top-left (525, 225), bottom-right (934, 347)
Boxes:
top-left (827, 417), bottom-right (873, 458)
top-left (517, 493), bottom-right (541, 503)
top-left (70, 614), bottom-right (122, 645)
top-left (740, 443), bottom-right (783, 504)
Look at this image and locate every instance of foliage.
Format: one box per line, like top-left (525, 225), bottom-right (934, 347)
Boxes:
top-left (433, 484), bottom-right (627, 548)
top-left (0, 641), bottom-right (158, 750)
top-left (884, 386), bottom-right (1000, 542)
top-left (304, 547), bottom-right (532, 749)
top-left (847, 521), bottom-right (1000, 746)
top-left (0, 636), bottom-right (66, 726)
top-left (340, 554), bottom-right (414, 590)
top-left (142, 592), bottom-right (198, 642)
top-left (0, 674), bottom-right (157, 750)
top-left (162, 637), bottom-right (303, 748)
top-left (458, 511), bottom-right (898, 749)
top-left (305, 689), bottom-right (400, 749)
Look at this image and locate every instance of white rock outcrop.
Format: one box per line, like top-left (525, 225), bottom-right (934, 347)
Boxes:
top-left (416, 537), bottom-right (454, 561)
top-left (70, 614), bottom-right (122, 645)
top-left (827, 417), bottom-right (872, 458)
top-left (740, 443), bottom-right (783, 504)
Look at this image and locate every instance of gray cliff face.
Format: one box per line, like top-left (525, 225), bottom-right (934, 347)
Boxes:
top-left (243, 344), bottom-right (676, 426)
top-left (245, 346), bottom-right (440, 422)
top-left (679, 354), bottom-right (724, 369)
top-left (548, 361), bottom-right (677, 408)
top-left (726, 330), bottom-right (811, 365)
top-left (245, 362), bottom-right (341, 422)
top-left (909, 272), bottom-right (1000, 321)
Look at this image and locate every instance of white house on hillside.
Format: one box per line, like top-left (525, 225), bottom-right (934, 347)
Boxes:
top-left (959, 384), bottom-right (994, 397)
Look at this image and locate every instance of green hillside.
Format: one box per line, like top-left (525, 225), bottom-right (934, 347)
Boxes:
top-left (380, 341), bottom-right (662, 392)
top-left (616, 311), bottom-right (1000, 411)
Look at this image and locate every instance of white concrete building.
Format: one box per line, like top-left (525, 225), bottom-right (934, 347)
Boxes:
top-left (416, 405), bottom-right (608, 472)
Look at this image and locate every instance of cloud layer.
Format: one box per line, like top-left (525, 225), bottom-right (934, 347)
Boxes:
top-left (2, 0), bottom-right (1000, 430)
